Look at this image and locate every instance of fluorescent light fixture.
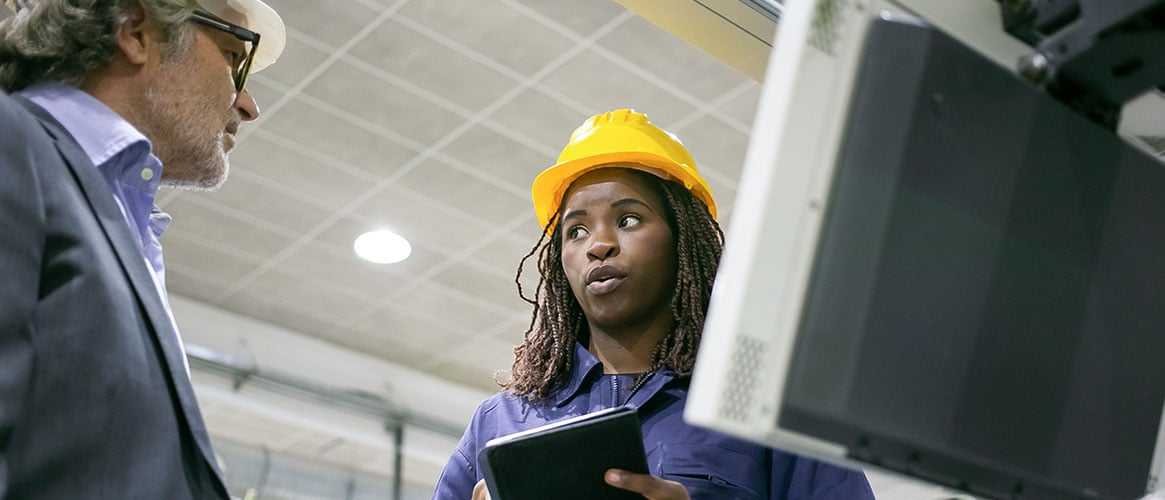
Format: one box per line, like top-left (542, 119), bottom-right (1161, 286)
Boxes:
top-left (353, 229), bottom-right (411, 264)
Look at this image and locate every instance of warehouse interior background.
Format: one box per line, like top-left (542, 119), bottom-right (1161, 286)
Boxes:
top-left (8, 0), bottom-right (1165, 498)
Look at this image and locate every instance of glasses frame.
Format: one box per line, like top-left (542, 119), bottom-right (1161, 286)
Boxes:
top-left (189, 10), bottom-right (261, 92)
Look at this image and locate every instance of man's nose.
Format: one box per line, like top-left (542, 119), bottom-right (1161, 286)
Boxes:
top-left (234, 89), bottom-right (260, 122)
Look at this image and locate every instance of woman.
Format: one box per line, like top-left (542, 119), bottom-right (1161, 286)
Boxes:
top-left (433, 109), bottom-right (875, 499)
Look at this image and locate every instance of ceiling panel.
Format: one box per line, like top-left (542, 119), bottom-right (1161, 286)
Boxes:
top-left (438, 125), bottom-right (555, 190)
top-left (267, 0), bottom-right (383, 50)
top-left (254, 99), bottom-right (420, 179)
top-left (717, 81), bottom-right (764, 127)
top-left (394, 158), bottom-right (529, 226)
top-left (345, 307), bottom-right (472, 363)
top-left (486, 87), bottom-right (594, 151)
top-left (387, 280), bottom-right (512, 333)
top-left (168, 265), bottom-right (236, 304)
top-left (539, 48), bottom-right (698, 126)
top-left (596, 14), bottom-right (751, 104)
top-left (163, 229), bottom-right (267, 285)
top-left (350, 186), bottom-right (495, 252)
top-left (160, 196), bottom-right (299, 258)
top-left (347, 18), bottom-right (519, 112)
top-left (430, 261), bottom-right (529, 315)
top-left (219, 289), bottom-right (345, 342)
top-left (228, 136), bottom-right (375, 211)
top-left (301, 60), bottom-right (466, 147)
top-left (255, 35), bottom-right (332, 88)
top-left (397, 0), bottom-right (577, 77)
top-left (678, 111), bottom-right (753, 186)
top-left (190, 174), bottom-right (335, 235)
top-left (238, 268), bottom-right (376, 319)
top-left (278, 241), bottom-right (415, 298)
top-left (428, 334), bottom-right (526, 388)
top-left (507, 0), bottom-right (628, 38)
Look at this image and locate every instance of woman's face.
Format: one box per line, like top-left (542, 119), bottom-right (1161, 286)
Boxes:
top-left (558, 169), bottom-right (677, 336)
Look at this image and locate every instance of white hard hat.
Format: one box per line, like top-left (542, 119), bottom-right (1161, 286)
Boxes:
top-left (195, 0), bottom-right (286, 73)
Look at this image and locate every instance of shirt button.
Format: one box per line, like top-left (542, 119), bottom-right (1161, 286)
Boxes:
top-left (141, 168), bottom-right (155, 181)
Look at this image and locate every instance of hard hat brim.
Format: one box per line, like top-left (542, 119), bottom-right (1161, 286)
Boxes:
top-left (532, 152), bottom-right (717, 231)
top-left (196, 0), bottom-right (285, 73)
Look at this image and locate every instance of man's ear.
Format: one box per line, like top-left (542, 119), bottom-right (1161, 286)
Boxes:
top-left (114, 1), bottom-right (156, 66)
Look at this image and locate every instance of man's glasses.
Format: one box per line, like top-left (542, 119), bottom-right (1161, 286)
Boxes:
top-left (189, 11), bottom-right (261, 92)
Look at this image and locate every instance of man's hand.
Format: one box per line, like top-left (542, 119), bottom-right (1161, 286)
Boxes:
top-left (605, 469), bottom-right (690, 500)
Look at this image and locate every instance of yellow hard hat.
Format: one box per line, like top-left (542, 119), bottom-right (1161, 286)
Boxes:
top-left (531, 109), bottom-right (717, 230)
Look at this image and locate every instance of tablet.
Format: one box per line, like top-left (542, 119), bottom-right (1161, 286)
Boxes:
top-left (478, 406), bottom-right (649, 500)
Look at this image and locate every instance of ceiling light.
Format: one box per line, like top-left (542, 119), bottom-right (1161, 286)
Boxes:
top-left (353, 229), bottom-right (411, 264)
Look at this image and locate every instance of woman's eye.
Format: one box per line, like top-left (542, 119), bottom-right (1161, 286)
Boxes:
top-left (619, 214), bottom-right (641, 228)
top-left (566, 226), bottom-right (589, 240)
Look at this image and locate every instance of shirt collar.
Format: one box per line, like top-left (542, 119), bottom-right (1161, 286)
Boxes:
top-left (553, 343), bottom-right (605, 407)
top-left (552, 342), bottom-right (680, 408)
top-left (17, 81), bottom-right (159, 172)
top-left (149, 205), bottom-right (173, 238)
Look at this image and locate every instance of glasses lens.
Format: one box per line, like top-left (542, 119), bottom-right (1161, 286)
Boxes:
top-left (236, 34), bottom-right (259, 92)
top-left (190, 12), bottom-right (260, 92)
top-left (236, 48), bottom-right (254, 91)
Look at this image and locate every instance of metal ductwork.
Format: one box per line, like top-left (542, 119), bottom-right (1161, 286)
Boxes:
top-left (185, 343), bottom-right (466, 500)
top-left (212, 436), bottom-right (433, 500)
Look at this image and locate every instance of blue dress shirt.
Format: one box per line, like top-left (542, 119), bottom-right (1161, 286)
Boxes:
top-left (17, 82), bottom-right (186, 374)
top-left (433, 343), bottom-right (875, 499)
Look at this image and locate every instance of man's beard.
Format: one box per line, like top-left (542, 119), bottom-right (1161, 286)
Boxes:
top-left (139, 75), bottom-right (233, 191)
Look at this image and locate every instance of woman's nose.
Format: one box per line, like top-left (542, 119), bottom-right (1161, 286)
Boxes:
top-left (586, 230), bottom-right (619, 260)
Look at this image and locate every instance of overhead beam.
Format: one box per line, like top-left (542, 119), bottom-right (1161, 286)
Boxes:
top-left (614, 0), bottom-right (777, 81)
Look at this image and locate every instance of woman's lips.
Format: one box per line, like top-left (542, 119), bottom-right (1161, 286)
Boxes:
top-left (586, 265), bottom-right (627, 295)
top-left (587, 276), bottom-right (625, 295)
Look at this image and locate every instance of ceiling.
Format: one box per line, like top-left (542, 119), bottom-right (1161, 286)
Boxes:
top-left (159, 0), bottom-right (760, 395)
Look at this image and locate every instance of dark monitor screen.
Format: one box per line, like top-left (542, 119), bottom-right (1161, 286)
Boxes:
top-left (780, 18), bottom-right (1165, 500)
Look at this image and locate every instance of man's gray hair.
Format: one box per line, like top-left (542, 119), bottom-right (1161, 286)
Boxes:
top-left (0, 0), bottom-right (199, 92)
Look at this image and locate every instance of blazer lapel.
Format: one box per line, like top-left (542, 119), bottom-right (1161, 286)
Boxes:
top-left (14, 96), bottom-right (227, 488)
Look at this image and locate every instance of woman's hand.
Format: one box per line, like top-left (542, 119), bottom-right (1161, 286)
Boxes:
top-left (471, 479), bottom-right (491, 500)
top-left (605, 469), bottom-right (690, 500)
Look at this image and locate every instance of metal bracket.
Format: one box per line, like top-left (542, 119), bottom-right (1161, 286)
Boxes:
top-left (1002, 0), bottom-right (1165, 129)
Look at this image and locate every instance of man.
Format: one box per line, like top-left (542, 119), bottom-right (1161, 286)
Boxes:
top-left (0, 0), bottom-right (284, 497)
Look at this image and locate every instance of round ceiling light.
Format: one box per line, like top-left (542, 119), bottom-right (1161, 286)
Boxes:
top-left (353, 229), bottom-right (411, 264)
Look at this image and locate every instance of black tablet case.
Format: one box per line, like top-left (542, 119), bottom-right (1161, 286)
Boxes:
top-left (478, 406), bottom-right (649, 500)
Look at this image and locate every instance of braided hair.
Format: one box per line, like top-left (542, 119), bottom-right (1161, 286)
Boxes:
top-left (503, 168), bottom-right (724, 401)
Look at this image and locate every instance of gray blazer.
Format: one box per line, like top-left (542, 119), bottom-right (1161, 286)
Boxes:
top-left (0, 91), bottom-right (227, 499)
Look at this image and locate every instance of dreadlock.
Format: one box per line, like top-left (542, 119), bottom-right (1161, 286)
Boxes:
top-left (503, 169), bottom-right (724, 401)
